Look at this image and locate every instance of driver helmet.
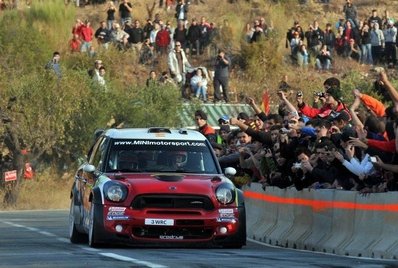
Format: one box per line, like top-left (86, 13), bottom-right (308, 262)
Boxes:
top-left (172, 151), bottom-right (188, 166)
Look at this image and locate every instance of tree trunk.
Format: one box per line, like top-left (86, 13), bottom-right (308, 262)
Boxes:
top-left (3, 153), bottom-right (24, 206)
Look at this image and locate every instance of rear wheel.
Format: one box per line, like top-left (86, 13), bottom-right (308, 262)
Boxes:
top-left (69, 197), bottom-right (86, 243)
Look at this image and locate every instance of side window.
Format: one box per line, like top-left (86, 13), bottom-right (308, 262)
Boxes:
top-left (89, 137), bottom-right (109, 170)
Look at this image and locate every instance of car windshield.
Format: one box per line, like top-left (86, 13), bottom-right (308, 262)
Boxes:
top-left (106, 139), bottom-right (219, 174)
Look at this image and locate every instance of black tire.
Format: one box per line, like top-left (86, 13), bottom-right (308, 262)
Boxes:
top-left (69, 197), bottom-right (86, 243)
top-left (220, 206), bottom-right (247, 249)
top-left (88, 202), bottom-right (105, 248)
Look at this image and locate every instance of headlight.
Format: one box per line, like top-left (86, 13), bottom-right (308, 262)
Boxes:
top-left (215, 184), bottom-right (235, 205)
top-left (104, 182), bottom-right (128, 202)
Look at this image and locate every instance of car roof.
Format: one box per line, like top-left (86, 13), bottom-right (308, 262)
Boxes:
top-left (104, 127), bottom-right (208, 141)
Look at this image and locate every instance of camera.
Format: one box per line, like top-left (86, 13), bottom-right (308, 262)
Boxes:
top-left (314, 91), bottom-right (325, 98)
top-left (297, 91), bottom-right (303, 97)
top-left (293, 162), bottom-right (302, 169)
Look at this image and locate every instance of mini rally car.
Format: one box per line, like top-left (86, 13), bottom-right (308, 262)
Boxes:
top-left (69, 127), bottom-right (246, 248)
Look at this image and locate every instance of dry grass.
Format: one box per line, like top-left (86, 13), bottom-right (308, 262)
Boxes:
top-left (0, 169), bottom-right (73, 210)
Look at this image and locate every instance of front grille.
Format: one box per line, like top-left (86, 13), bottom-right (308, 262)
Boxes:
top-left (132, 226), bottom-right (213, 239)
top-left (131, 195), bottom-right (214, 211)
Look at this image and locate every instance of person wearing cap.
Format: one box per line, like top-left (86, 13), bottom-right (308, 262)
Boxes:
top-left (194, 110), bottom-right (216, 143)
top-left (370, 22), bottom-right (384, 65)
top-left (383, 19), bottom-right (397, 67)
top-left (297, 77), bottom-right (350, 120)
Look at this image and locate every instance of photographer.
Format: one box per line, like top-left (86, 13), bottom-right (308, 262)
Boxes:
top-left (213, 49), bottom-right (230, 103)
top-left (297, 77), bottom-right (350, 119)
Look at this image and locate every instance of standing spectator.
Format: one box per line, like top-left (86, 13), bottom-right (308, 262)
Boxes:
top-left (45, 51), bottom-right (62, 79)
top-left (335, 25), bottom-right (345, 56)
top-left (69, 34), bottom-right (81, 53)
top-left (342, 20), bottom-right (359, 57)
top-left (194, 110), bottom-right (216, 143)
top-left (143, 19), bottom-right (154, 39)
top-left (191, 68), bottom-right (208, 102)
top-left (155, 24), bottom-right (171, 55)
top-left (368, 9), bottom-right (383, 28)
top-left (72, 19), bottom-right (83, 37)
top-left (370, 22), bottom-right (384, 65)
top-left (343, 0), bottom-right (358, 28)
top-left (199, 16), bottom-right (210, 54)
top-left (95, 21), bottom-right (111, 50)
top-left (213, 49), bottom-right (231, 103)
top-left (305, 24), bottom-right (322, 57)
top-left (187, 18), bottom-right (201, 56)
top-left (323, 23), bottom-right (336, 55)
top-left (119, 0), bottom-right (133, 26)
top-left (286, 21), bottom-right (300, 49)
top-left (80, 19), bottom-right (94, 53)
top-left (168, 41), bottom-right (192, 98)
top-left (173, 20), bottom-right (188, 49)
top-left (383, 20), bottom-right (397, 67)
top-left (316, 44), bottom-right (332, 71)
top-left (105, 0), bottom-right (116, 30)
top-left (175, 0), bottom-right (188, 23)
top-left (360, 22), bottom-right (372, 65)
top-left (126, 20), bottom-right (145, 56)
top-left (149, 22), bottom-right (160, 47)
top-left (289, 31), bottom-right (301, 59)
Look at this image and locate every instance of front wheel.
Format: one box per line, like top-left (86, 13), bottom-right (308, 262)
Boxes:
top-left (69, 197), bottom-right (86, 243)
top-left (88, 203), bottom-right (105, 248)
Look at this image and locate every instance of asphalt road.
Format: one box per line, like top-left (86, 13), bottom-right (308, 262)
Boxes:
top-left (0, 210), bottom-right (396, 268)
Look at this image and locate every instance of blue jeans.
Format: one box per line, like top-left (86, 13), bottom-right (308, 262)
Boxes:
top-left (316, 58), bottom-right (331, 70)
top-left (107, 20), bottom-right (114, 30)
top-left (80, 41), bottom-right (92, 53)
top-left (361, 43), bottom-right (373, 64)
top-left (193, 85), bottom-right (207, 101)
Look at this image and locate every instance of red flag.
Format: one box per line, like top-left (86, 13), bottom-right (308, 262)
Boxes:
top-left (261, 90), bottom-right (270, 115)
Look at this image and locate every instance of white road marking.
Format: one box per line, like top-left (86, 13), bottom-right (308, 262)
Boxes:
top-left (100, 253), bottom-right (168, 268)
top-left (80, 246), bottom-right (100, 252)
top-left (57, 237), bottom-right (70, 243)
top-left (39, 231), bottom-right (57, 237)
top-left (0, 218), bottom-right (167, 266)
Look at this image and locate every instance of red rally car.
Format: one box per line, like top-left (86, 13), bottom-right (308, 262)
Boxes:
top-left (69, 127), bottom-right (246, 248)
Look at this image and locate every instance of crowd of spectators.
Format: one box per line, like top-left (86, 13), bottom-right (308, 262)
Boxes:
top-left (194, 70), bottom-right (398, 194)
top-left (285, 1), bottom-right (398, 70)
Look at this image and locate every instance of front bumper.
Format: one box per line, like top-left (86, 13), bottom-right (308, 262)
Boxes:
top-left (102, 205), bottom-right (240, 243)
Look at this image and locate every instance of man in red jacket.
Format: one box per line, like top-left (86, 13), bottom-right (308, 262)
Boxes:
top-left (80, 19), bottom-right (94, 53)
top-left (297, 77), bottom-right (350, 120)
top-left (155, 24), bottom-right (171, 55)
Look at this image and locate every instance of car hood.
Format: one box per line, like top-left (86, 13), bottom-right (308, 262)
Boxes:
top-left (107, 173), bottom-right (230, 196)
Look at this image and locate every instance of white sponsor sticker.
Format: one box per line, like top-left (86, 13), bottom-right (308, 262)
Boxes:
top-left (109, 207), bottom-right (126, 212)
top-left (145, 219), bottom-right (174, 226)
top-left (159, 235), bottom-right (183, 240)
top-left (218, 208), bottom-right (234, 214)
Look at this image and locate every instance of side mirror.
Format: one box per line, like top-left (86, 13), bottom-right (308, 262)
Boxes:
top-left (224, 167), bottom-right (237, 176)
top-left (83, 164), bottom-right (96, 173)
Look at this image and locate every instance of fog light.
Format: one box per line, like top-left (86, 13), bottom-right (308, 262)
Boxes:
top-left (115, 225), bottom-right (123, 232)
top-left (219, 227), bottom-right (228, 234)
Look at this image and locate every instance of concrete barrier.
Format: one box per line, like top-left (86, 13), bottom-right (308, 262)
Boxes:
top-left (243, 184), bottom-right (398, 260)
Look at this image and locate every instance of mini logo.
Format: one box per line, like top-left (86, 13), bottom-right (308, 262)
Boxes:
top-left (169, 186), bottom-right (177, 191)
